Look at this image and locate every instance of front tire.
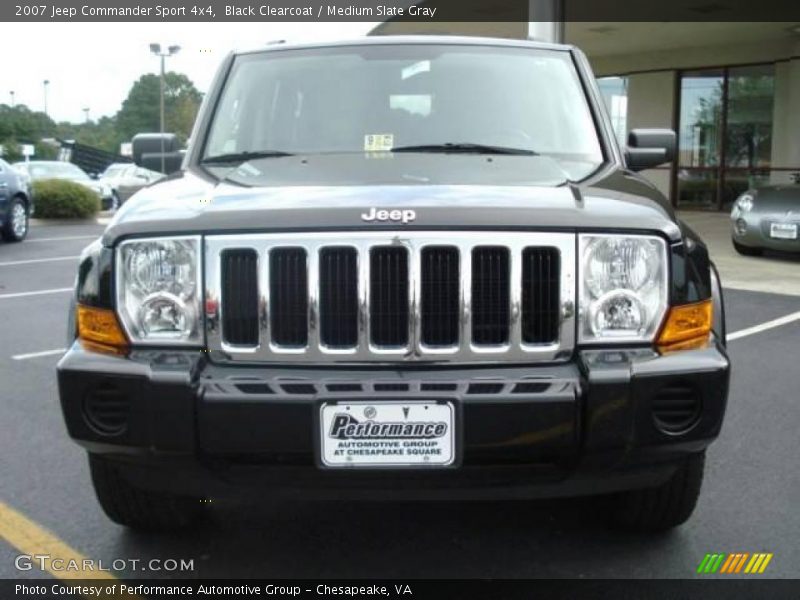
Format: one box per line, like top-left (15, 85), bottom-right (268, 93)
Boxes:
top-left (733, 239), bottom-right (763, 256)
top-left (608, 452), bottom-right (705, 532)
top-left (1, 197), bottom-right (28, 242)
top-left (89, 455), bottom-right (203, 531)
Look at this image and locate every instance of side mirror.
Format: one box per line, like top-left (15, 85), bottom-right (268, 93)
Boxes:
top-left (625, 129), bottom-right (676, 172)
top-left (131, 133), bottom-right (181, 175)
top-left (140, 151), bottom-right (182, 175)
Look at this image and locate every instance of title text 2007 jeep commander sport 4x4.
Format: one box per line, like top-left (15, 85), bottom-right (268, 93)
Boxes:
top-left (57, 37), bottom-right (730, 533)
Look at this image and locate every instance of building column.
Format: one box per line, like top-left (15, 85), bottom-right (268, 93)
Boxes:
top-left (625, 71), bottom-right (678, 200)
top-left (528, 0), bottom-right (564, 43)
top-left (770, 54), bottom-right (800, 184)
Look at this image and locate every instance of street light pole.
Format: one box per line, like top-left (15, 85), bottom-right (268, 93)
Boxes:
top-left (159, 53), bottom-right (165, 173)
top-left (9, 90), bottom-right (15, 107)
top-left (149, 43), bottom-right (181, 174)
top-left (43, 80), bottom-right (49, 117)
top-left (82, 107), bottom-right (90, 123)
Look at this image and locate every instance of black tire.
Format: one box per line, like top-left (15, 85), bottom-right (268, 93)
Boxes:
top-left (109, 192), bottom-right (120, 212)
top-left (609, 452), bottom-right (705, 533)
top-left (89, 454), bottom-right (203, 531)
top-left (732, 239), bottom-right (763, 256)
top-left (1, 196), bottom-right (28, 242)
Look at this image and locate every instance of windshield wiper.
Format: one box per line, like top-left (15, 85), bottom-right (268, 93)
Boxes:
top-left (200, 150), bottom-right (294, 165)
top-left (391, 143), bottom-right (537, 156)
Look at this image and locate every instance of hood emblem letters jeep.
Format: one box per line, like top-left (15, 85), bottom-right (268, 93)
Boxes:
top-left (361, 207), bottom-right (416, 224)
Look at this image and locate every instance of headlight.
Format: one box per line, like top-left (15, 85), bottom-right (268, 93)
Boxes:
top-left (734, 193), bottom-right (754, 213)
top-left (579, 234), bottom-right (668, 343)
top-left (116, 237), bottom-right (202, 345)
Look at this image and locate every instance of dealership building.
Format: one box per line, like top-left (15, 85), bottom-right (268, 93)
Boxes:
top-left (372, 16), bottom-right (800, 211)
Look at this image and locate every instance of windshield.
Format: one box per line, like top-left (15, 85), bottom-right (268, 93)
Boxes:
top-left (27, 162), bottom-right (89, 180)
top-left (102, 164), bottom-right (130, 178)
top-left (203, 44), bottom-right (605, 180)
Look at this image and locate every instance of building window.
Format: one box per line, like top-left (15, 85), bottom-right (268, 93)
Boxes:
top-left (677, 64), bottom-right (775, 210)
top-left (597, 76), bottom-right (628, 145)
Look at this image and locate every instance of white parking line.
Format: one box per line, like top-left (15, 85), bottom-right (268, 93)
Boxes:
top-left (727, 311), bottom-right (800, 342)
top-left (0, 256), bottom-right (79, 267)
top-left (11, 348), bottom-right (66, 361)
top-left (26, 235), bottom-right (97, 243)
top-left (0, 287), bottom-right (72, 300)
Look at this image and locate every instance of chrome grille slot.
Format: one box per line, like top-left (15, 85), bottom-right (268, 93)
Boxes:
top-left (206, 232), bottom-right (575, 364)
top-left (319, 247), bottom-right (359, 348)
top-left (220, 249), bottom-right (260, 346)
top-left (369, 246), bottom-right (409, 347)
top-left (269, 248), bottom-right (308, 347)
top-left (522, 247), bottom-right (560, 344)
top-left (421, 246), bottom-right (460, 347)
top-left (471, 246), bottom-right (510, 345)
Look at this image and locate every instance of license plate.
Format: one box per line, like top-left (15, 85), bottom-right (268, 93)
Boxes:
top-left (770, 222), bottom-right (798, 240)
top-left (320, 401), bottom-right (455, 467)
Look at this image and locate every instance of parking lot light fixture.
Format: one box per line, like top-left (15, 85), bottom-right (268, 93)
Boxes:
top-left (43, 80), bottom-right (49, 117)
top-left (150, 43), bottom-right (181, 173)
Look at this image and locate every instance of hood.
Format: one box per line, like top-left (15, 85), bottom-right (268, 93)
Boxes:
top-left (102, 154), bottom-right (679, 245)
top-left (752, 184), bottom-right (800, 212)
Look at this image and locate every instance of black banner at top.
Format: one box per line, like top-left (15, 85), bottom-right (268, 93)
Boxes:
top-left (4, 0), bottom-right (800, 22)
top-left (3, 579), bottom-right (800, 600)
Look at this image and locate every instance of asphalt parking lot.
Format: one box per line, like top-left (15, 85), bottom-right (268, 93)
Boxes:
top-left (0, 218), bottom-right (798, 581)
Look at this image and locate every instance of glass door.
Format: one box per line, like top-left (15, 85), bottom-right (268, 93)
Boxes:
top-left (676, 65), bottom-right (775, 210)
top-left (723, 65), bottom-right (775, 208)
top-left (677, 69), bottom-right (724, 210)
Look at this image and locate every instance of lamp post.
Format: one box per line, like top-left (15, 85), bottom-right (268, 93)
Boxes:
top-left (149, 43), bottom-right (181, 173)
top-left (82, 107), bottom-right (90, 123)
top-left (43, 80), bottom-right (50, 117)
top-left (9, 90), bottom-right (15, 107)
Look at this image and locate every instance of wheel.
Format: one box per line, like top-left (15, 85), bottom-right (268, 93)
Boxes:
top-left (2, 197), bottom-right (28, 242)
top-left (608, 452), bottom-right (705, 532)
top-left (733, 239), bottom-right (762, 256)
top-left (109, 192), bottom-right (120, 212)
top-left (89, 454), bottom-right (203, 531)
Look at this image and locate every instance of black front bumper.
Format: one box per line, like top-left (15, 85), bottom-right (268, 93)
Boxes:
top-left (57, 341), bottom-right (729, 500)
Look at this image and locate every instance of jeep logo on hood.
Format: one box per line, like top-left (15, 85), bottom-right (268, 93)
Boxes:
top-left (361, 207), bottom-right (416, 224)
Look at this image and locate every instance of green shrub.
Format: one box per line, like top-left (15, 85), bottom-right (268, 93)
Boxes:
top-left (32, 179), bottom-right (101, 219)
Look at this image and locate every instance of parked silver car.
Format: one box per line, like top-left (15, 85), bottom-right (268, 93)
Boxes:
top-left (98, 163), bottom-right (164, 209)
top-left (13, 161), bottom-right (114, 210)
top-left (731, 181), bottom-right (800, 256)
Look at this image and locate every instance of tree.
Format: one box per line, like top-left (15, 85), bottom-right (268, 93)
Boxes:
top-left (0, 71), bottom-right (203, 158)
top-left (116, 72), bottom-right (203, 145)
top-left (56, 116), bottom-right (126, 155)
top-left (0, 104), bottom-right (58, 160)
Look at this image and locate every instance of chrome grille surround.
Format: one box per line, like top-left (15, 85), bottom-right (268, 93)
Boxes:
top-left (205, 232), bottom-right (576, 364)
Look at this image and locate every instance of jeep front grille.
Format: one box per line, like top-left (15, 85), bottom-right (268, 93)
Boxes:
top-left (205, 232), bottom-right (575, 363)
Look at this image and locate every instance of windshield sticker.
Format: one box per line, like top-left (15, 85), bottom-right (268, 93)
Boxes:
top-left (364, 134), bottom-right (394, 152)
top-left (402, 60), bottom-right (430, 80)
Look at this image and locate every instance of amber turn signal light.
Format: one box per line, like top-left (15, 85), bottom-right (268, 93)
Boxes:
top-left (77, 305), bottom-right (128, 350)
top-left (657, 299), bottom-right (713, 348)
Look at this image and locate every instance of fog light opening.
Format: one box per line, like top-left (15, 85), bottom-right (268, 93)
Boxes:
top-left (652, 383), bottom-right (702, 435)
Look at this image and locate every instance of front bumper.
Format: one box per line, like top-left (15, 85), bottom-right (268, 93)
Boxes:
top-left (731, 212), bottom-right (800, 252)
top-left (57, 341), bottom-right (729, 500)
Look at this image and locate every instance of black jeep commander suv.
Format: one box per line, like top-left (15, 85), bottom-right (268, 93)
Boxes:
top-left (57, 37), bottom-right (729, 532)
